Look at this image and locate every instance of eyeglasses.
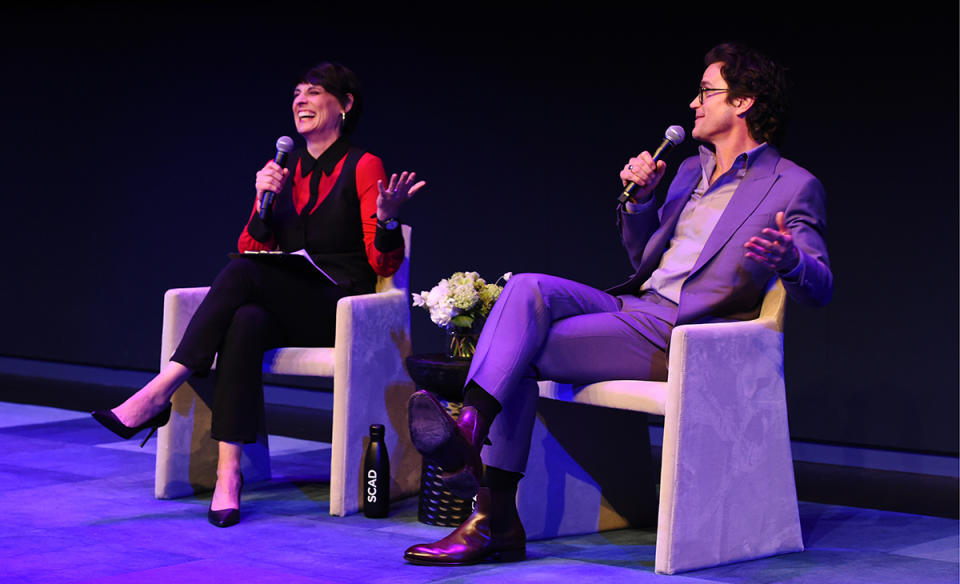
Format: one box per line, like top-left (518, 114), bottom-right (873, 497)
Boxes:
top-left (698, 86), bottom-right (729, 105)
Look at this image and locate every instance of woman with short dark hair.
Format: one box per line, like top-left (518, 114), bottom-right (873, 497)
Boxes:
top-left (93, 62), bottom-right (424, 527)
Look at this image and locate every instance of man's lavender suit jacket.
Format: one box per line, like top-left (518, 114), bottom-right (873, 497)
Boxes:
top-left (607, 145), bottom-right (833, 325)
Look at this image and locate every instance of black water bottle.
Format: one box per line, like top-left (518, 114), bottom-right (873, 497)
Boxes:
top-left (363, 424), bottom-right (390, 518)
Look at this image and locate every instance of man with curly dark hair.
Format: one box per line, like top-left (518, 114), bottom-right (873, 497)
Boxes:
top-left (702, 42), bottom-right (790, 147)
top-left (403, 42), bottom-right (832, 567)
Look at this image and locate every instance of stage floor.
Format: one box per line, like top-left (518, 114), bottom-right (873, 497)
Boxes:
top-left (0, 401), bottom-right (956, 584)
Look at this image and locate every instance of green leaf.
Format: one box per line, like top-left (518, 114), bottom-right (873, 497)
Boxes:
top-left (451, 315), bottom-right (474, 328)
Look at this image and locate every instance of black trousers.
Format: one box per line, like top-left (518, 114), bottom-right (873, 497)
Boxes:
top-left (171, 256), bottom-right (348, 443)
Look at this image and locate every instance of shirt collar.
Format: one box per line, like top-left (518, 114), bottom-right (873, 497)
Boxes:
top-left (299, 136), bottom-right (350, 178)
top-left (698, 142), bottom-right (769, 181)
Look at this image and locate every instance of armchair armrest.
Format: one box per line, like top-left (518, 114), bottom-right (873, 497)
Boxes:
top-left (160, 287), bottom-right (210, 367)
top-left (657, 315), bottom-right (798, 573)
top-left (334, 288), bottom-right (411, 357)
top-left (667, 316), bottom-right (784, 406)
top-left (329, 287), bottom-right (421, 516)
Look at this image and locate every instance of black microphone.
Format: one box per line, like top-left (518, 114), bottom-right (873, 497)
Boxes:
top-left (259, 136), bottom-right (295, 220)
top-left (618, 125), bottom-right (686, 204)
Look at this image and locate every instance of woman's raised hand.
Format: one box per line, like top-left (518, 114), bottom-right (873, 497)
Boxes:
top-left (377, 171), bottom-right (426, 219)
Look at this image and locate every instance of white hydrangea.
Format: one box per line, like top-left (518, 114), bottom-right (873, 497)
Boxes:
top-left (412, 270), bottom-right (512, 331)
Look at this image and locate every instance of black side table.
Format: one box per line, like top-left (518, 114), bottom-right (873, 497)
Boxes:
top-left (405, 353), bottom-right (474, 526)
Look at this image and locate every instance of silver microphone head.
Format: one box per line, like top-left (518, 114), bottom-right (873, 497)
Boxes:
top-left (665, 125), bottom-right (686, 146)
top-left (276, 136), bottom-right (295, 153)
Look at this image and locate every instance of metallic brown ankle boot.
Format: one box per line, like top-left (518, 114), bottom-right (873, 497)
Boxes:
top-left (404, 487), bottom-right (525, 566)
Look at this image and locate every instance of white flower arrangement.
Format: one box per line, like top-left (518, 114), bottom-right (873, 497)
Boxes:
top-left (412, 271), bottom-right (512, 331)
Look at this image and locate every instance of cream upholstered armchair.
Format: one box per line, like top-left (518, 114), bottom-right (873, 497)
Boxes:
top-left (523, 279), bottom-right (802, 574)
top-left (154, 225), bottom-right (421, 516)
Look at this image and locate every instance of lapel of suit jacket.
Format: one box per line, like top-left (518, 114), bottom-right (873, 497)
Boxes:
top-left (688, 146), bottom-right (782, 278)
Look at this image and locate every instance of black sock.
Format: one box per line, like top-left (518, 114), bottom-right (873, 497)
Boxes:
top-left (463, 380), bottom-right (502, 421)
top-left (482, 465), bottom-right (523, 491)
top-left (482, 465), bottom-right (523, 531)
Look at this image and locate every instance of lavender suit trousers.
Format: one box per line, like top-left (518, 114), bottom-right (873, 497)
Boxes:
top-left (466, 273), bottom-right (678, 473)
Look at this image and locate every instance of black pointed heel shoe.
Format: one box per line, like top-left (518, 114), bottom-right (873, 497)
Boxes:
top-left (208, 474), bottom-right (244, 528)
top-left (91, 404), bottom-right (172, 447)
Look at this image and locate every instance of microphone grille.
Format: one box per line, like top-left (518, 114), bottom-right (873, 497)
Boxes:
top-left (276, 136), bottom-right (295, 153)
top-left (665, 125), bottom-right (686, 146)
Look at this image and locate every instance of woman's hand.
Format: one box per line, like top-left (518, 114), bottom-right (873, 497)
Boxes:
top-left (377, 171), bottom-right (426, 220)
top-left (254, 160), bottom-right (290, 212)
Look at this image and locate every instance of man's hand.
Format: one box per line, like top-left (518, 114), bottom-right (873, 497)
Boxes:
top-left (744, 211), bottom-right (800, 272)
top-left (619, 151), bottom-right (667, 203)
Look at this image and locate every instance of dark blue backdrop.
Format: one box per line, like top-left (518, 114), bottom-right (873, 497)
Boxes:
top-left (1, 4), bottom-right (956, 455)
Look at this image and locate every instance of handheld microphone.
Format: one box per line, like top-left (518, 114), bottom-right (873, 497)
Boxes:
top-left (259, 136), bottom-right (295, 220)
top-left (618, 125), bottom-right (686, 204)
